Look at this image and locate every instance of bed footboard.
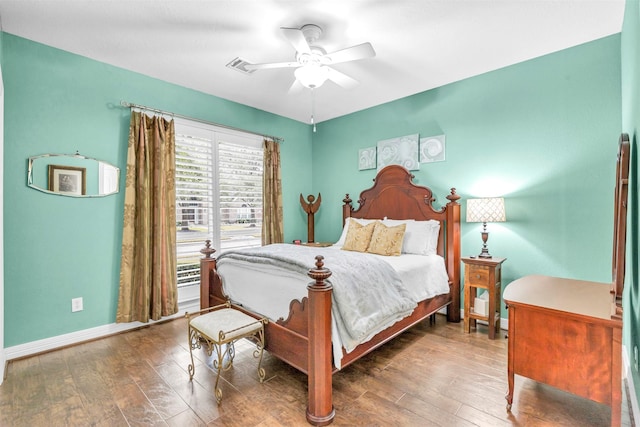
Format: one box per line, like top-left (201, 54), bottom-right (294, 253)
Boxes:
top-left (199, 243), bottom-right (334, 425)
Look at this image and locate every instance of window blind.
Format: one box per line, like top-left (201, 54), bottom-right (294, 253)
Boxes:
top-left (175, 125), bottom-right (263, 293)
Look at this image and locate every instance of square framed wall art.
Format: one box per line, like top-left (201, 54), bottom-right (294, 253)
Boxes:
top-left (358, 147), bottom-right (377, 170)
top-left (420, 134), bottom-right (446, 163)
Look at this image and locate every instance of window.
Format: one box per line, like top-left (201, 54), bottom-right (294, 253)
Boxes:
top-left (174, 119), bottom-right (263, 306)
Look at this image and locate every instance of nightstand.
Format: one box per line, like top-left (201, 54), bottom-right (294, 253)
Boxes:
top-left (301, 242), bottom-right (333, 247)
top-left (462, 256), bottom-right (506, 339)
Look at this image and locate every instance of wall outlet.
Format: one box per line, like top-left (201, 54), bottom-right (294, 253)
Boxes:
top-left (71, 297), bottom-right (83, 312)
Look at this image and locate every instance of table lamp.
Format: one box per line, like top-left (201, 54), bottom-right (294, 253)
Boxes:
top-left (466, 197), bottom-right (506, 259)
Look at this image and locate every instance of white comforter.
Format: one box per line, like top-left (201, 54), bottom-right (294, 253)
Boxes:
top-left (216, 244), bottom-right (450, 368)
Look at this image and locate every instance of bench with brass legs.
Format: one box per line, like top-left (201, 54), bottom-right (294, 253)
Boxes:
top-left (186, 302), bottom-right (267, 404)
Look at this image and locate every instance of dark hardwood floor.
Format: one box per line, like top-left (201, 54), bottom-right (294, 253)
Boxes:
top-left (0, 315), bottom-right (634, 426)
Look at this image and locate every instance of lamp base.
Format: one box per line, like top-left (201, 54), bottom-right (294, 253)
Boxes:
top-left (478, 227), bottom-right (492, 258)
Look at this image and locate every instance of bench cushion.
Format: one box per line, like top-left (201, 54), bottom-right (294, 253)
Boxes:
top-left (190, 308), bottom-right (262, 343)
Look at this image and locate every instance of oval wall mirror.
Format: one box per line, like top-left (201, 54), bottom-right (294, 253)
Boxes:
top-left (28, 153), bottom-right (120, 197)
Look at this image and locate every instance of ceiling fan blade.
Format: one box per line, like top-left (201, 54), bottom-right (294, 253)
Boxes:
top-left (281, 27), bottom-right (311, 54)
top-left (326, 67), bottom-right (359, 89)
top-left (323, 42), bottom-right (376, 65)
top-left (244, 61), bottom-right (299, 71)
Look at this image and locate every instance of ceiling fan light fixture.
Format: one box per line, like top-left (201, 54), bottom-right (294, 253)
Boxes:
top-left (295, 65), bottom-right (330, 89)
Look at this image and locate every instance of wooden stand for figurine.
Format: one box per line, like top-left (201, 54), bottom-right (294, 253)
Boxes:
top-left (300, 193), bottom-right (321, 243)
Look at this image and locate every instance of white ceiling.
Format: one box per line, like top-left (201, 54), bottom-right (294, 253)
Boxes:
top-left (0, 1), bottom-right (625, 124)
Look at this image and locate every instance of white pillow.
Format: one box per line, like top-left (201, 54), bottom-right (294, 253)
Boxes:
top-left (382, 219), bottom-right (440, 255)
top-left (335, 217), bottom-right (377, 247)
top-left (423, 220), bottom-right (441, 255)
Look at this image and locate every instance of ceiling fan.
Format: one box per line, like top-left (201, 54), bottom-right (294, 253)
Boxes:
top-left (244, 24), bottom-right (376, 92)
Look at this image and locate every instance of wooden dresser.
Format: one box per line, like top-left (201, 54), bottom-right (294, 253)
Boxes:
top-left (503, 135), bottom-right (629, 427)
top-left (504, 275), bottom-right (622, 425)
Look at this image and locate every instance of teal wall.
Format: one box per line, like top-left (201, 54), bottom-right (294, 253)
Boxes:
top-left (2, 34), bottom-right (312, 347)
top-left (621, 0), bottom-right (640, 412)
top-left (313, 35), bottom-right (622, 298)
top-left (0, 29), bottom-right (627, 359)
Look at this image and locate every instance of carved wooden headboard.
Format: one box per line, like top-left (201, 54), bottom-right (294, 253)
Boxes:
top-left (341, 165), bottom-right (460, 254)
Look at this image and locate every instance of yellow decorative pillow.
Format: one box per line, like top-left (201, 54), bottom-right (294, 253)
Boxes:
top-left (342, 220), bottom-right (377, 252)
top-left (366, 222), bottom-right (406, 256)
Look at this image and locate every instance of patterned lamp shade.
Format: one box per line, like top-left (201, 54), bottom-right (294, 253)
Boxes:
top-left (466, 198), bottom-right (506, 223)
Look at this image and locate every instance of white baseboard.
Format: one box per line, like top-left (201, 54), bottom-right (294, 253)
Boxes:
top-left (470, 317), bottom-right (509, 331)
top-left (0, 350), bottom-right (5, 384)
top-left (5, 301), bottom-right (200, 361)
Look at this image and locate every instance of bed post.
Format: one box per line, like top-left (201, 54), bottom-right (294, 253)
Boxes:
top-left (199, 240), bottom-right (216, 310)
top-left (306, 256), bottom-right (335, 426)
top-left (342, 194), bottom-right (353, 227)
top-left (446, 188), bottom-right (461, 322)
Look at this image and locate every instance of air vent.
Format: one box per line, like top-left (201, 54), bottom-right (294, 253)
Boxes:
top-left (226, 57), bottom-right (256, 74)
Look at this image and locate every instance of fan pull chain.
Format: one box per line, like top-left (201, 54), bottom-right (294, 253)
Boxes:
top-left (311, 88), bottom-right (317, 133)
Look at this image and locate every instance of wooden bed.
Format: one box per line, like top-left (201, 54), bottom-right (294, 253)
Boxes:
top-left (199, 165), bottom-right (461, 425)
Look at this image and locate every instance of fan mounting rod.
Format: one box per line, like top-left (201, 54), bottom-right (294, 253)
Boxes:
top-left (301, 24), bottom-right (323, 45)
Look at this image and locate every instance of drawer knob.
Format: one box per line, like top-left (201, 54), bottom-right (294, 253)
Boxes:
top-left (476, 274), bottom-right (481, 279)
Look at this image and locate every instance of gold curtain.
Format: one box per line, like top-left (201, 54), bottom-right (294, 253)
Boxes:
top-left (262, 139), bottom-right (284, 245)
top-left (116, 111), bottom-right (178, 323)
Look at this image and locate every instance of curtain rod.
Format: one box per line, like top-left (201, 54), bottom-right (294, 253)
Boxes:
top-left (120, 101), bottom-right (284, 143)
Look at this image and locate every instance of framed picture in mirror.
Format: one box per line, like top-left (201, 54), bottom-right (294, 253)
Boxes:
top-left (29, 153), bottom-right (120, 197)
top-left (48, 164), bottom-right (86, 196)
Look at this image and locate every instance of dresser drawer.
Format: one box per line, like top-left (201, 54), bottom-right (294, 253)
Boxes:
top-left (466, 264), bottom-right (490, 286)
